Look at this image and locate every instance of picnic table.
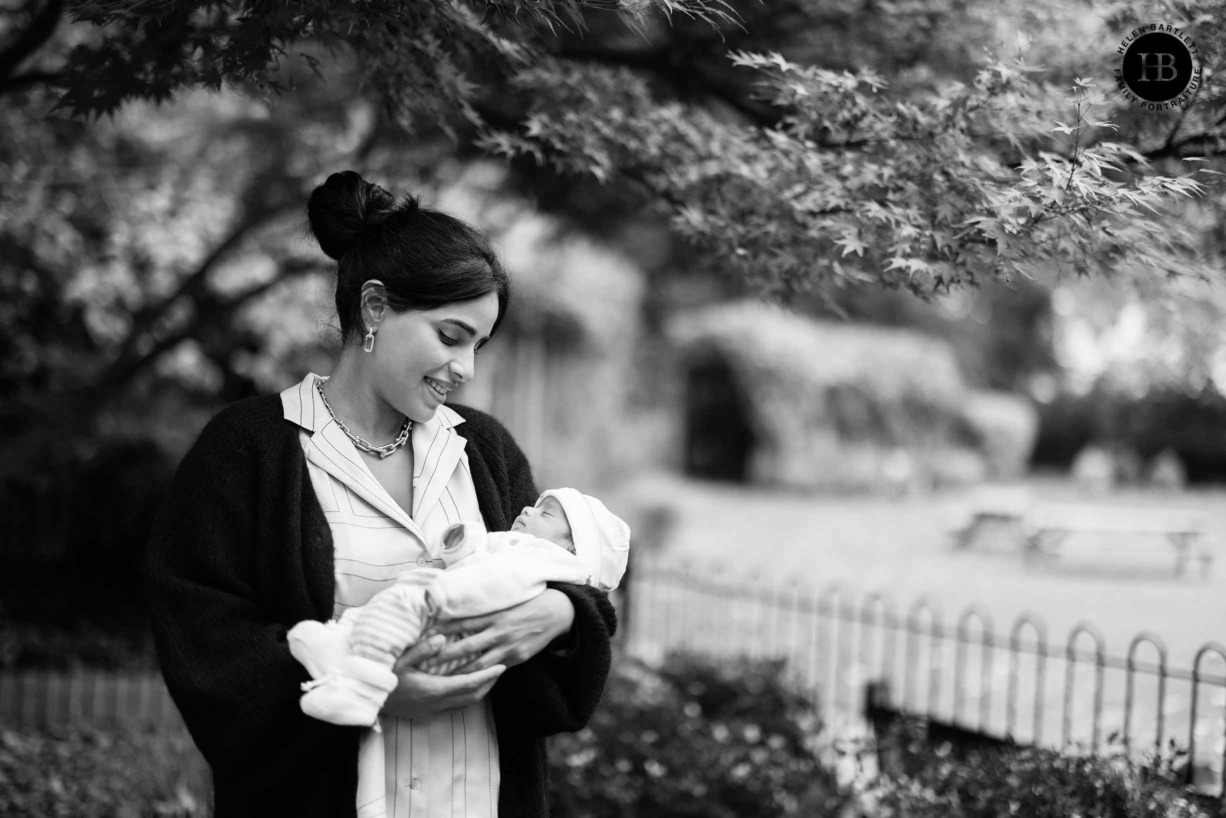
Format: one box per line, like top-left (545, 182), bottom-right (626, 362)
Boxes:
top-left (1024, 505), bottom-right (1212, 577)
top-left (954, 495), bottom-right (1213, 578)
top-left (952, 488), bottom-right (1032, 551)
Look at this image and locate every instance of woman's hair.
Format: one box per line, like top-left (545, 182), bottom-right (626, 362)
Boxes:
top-left (306, 170), bottom-right (509, 342)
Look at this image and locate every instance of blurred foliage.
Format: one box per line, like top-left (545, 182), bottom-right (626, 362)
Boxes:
top-left (484, 1), bottom-right (1224, 301)
top-left (0, 725), bottom-right (211, 817)
top-left (859, 718), bottom-right (1218, 818)
top-left (1033, 384), bottom-right (1226, 483)
top-left (0, 71), bottom-right (357, 436)
top-left (1, 655), bottom-right (1218, 817)
top-left (0, 48), bottom-right (414, 564)
top-left (548, 652), bottom-right (833, 818)
top-left (0, 439), bottom-right (168, 668)
top-left (815, 278), bottom-right (1057, 393)
top-left (668, 300), bottom-right (1039, 490)
top-left (2, 0), bottom-right (1224, 299)
top-left (0, 617), bottom-right (155, 671)
top-left (1050, 272), bottom-right (1226, 397)
top-left (961, 390), bottom-right (1040, 480)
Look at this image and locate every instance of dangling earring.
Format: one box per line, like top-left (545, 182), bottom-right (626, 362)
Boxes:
top-left (363, 326), bottom-right (377, 353)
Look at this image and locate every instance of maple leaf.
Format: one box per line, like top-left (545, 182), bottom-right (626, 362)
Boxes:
top-left (836, 230), bottom-right (869, 257)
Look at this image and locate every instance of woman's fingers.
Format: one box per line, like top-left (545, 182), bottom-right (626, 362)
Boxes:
top-left (431, 630), bottom-right (498, 666)
top-left (430, 590), bottom-right (576, 673)
top-left (439, 666), bottom-right (503, 707)
top-left (436, 653), bottom-right (490, 677)
top-left (409, 663), bottom-right (504, 695)
top-left (394, 633), bottom-right (447, 672)
top-left (428, 613), bottom-right (498, 638)
top-left (427, 664), bottom-right (506, 705)
top-left (465, 672), bottom-right (501, 705)
top-left (382, 664), bottom-right (505, 719)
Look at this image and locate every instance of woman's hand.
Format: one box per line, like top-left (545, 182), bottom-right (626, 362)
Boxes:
top-left (424, 589), bottom-right (576, 675)
top-left (383, 640), bottom-right (506, 719)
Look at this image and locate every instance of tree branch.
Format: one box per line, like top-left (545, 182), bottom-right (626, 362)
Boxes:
top-left (0, 68), bottom-right (63, 95)
top-left (100, 202), bottom-right (296, 394)
top-left (128, 212), bottom-right (274, 332)
top-left (1142, 129), bottom-right (1226, 160)
top-left (550, 41), bottom-right (989, 154)
top-left (81, 256), bottom-right (319, 408)
top-left (553, 42), bottom-right (783, 128)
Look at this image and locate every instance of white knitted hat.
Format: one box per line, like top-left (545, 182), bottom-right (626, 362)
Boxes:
top-left (538, 488), bottom-right (630, 591)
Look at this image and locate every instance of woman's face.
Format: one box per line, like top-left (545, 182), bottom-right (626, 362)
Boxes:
top-left (370, 291), bottom-right (500, 423)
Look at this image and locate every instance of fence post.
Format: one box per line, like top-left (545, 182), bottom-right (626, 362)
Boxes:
top-left (860, 592), bottom-right (898, 696)
top-left (1124, 632), bottom-right (1168, 760)
top-left (954, 605), bottom-right (995, 732)
top-left (826, 584), bottom-right (853, 718)
top-left (768, 576), bottom-right (789, 660)
top-left (903, 597), bottom-right (942, 718)
top-left (1186, 642), bottom-right (1226, 792)
top-left (1006, 614), bottom-right (1048, 744)
top-left (783, 579), bottom-right (806, 688)
top-left (1062, 622), bottom-right (1107, 751)
top-left (748, 570), bottom-right (769, 660)
top-left (805, 584), bottom-right (821, 701)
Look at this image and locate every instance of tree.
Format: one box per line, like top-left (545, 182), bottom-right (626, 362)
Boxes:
top-left (4, 0), bottom-right (1226, 431)
top-left (4, 0), bottom-right (1222, 304)
top-left (0, 57), bottom-right (415, 571)
top-left (1, 0), bottom-right (1221, 455)
top-left (2, 0), bottom-right (1224, 564)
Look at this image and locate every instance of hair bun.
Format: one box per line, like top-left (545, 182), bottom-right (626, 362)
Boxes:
top-left (307, 170), bottom-right (397, 260)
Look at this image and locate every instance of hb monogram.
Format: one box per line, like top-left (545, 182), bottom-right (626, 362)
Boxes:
top-left (1137, 52), bottom-right (1178, 82)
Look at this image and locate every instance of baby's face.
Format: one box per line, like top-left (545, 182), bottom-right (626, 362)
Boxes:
top-left (510, 495), bottom-right (574, 550)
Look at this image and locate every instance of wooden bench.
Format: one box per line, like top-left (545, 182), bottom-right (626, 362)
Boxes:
top-left (1023, 505), bottom-right (1212, 577)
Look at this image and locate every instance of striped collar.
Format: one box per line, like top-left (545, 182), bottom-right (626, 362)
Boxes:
top-left (280, 373), bottom-right (469, 537)
top-left (280, 372), bottom-right (466, 435)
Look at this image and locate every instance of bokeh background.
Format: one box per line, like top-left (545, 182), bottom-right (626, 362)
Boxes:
top-left (3, 0), bottom-right (1226, 815)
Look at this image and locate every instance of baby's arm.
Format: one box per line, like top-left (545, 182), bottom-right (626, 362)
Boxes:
top-left (428, 533), bottom-right (590, 620)
top-left (411, 534), bottom-right (591, 675)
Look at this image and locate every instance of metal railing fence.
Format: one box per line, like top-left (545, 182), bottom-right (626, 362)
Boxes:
top-left (3, 557), bottom-right (1224, 801)
top-left (628, 556), bottom-right (1226, 797)
top-left (0, 669), bottom-right (181, 731)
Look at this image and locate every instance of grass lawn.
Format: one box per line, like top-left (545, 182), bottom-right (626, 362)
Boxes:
top-left (620, 472), bottom-right (1226, 662)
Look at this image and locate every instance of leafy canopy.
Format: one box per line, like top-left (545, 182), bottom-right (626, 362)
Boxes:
top-left (4, 0), bottom-right (1225, 302)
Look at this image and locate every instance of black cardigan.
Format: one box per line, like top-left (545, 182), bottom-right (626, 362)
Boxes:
top-left (145, 395), bottom-right (615, 817)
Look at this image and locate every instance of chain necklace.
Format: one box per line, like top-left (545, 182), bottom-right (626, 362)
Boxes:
top-left (315, 377), bottom-right (412, 459)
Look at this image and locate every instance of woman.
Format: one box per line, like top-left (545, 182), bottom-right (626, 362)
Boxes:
top-left (145, 171), bottom-right (616, 818)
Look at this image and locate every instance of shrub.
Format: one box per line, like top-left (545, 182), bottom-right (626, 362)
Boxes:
top-left (548, 653), bottom-right (833, 818)
top-left (0, 557), bottom-right (159, 671)
top-left (667, 301), bottom-right (986, 493)
top-left (664, 301), bottom-right (1047, 493)
top-left (0, 619), bottom-right (155, 671)
top-left (0, 436), bottom-right (171, 671)
top-left (859, 719), bottom-right (1219, 818)
top-left (1032, 385), bottom-right (1226, 483)
top-left (0, 725), bottom-right (210, 817)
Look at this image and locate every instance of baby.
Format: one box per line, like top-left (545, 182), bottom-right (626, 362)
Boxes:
top-left (287, 487), bottom-right (631, 727)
